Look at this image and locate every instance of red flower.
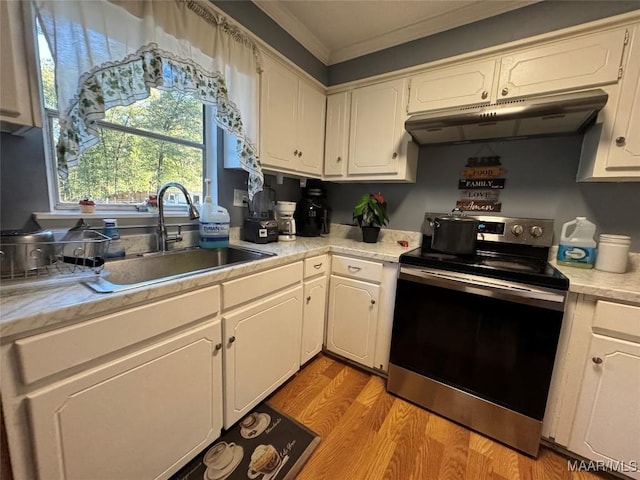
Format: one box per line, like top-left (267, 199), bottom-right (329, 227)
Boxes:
top-left (372, 192), bottom-right (385, 204)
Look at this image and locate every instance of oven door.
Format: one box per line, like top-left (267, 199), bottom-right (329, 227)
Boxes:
top-left (389, 266), bottom-right (565, 421)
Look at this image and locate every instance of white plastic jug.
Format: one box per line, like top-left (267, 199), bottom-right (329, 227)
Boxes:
top-left (557, 217), bottom-right (597, 268)
top-left (199, 179), bottom-right (230, 249)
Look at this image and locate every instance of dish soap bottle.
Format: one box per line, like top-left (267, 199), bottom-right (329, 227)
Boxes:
top-left (199, 178), bottom-right (230, 249)
top-left (102, 218), bottom-right (126, 258)
top-left (557, 217), bottom-right (597, 268)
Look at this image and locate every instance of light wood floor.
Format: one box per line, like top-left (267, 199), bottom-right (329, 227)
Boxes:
top-left (268, 354), bottom-right (607, 480)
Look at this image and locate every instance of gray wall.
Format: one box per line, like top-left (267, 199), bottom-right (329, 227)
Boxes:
top-left (3, 1), bottom-right (640, 243)
top-left (1, 129), bottom-right (50, 231)
top-left (212, 0), bottom-right (640, 85)
top-left (324, 135), bottom-right (640, 251)
top-left (328, 1), bottom-right (640, 85)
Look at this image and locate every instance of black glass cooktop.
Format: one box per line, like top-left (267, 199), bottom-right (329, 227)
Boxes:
top-left (400, 244), bottom-right (569, 290)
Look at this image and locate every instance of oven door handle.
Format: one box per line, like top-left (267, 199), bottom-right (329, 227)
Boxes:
top-left (399, 266), bottom-right (566, 311)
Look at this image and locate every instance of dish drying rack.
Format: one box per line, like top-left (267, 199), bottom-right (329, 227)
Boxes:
top-left (0, 231), bottom-right (110, 291)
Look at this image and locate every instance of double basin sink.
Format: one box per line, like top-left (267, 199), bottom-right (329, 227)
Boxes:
top-left (85, 246), bottom-right (275, 293)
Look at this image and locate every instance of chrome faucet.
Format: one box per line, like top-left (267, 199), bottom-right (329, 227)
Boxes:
top-left (157, 182), bottom-right (200, 252)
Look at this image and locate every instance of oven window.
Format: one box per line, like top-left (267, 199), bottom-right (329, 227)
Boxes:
top-left (390, 278), bottom-right (563, 420)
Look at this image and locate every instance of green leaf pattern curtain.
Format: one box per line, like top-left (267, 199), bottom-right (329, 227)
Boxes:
top-left (34, 0), bottom-right (264, 198)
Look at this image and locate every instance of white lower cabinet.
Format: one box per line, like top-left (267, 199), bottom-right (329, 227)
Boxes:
top-left (1, 286), bottom-right (223, 480)
top-left (568, 334), bottom-right (640, 479)
top-left (301, 275), bottom-right (328, 365)
top-left (545, 295), bottom-right (640, 479)
top-left (222, 284), bottom-right (303, 428)
top-left (27, 321), bottom-right (223, 480)
top-left (326, 274), bottom-right (380, 368)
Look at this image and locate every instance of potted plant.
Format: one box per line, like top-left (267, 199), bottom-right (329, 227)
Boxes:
top-left (353, 192), bottom-right (389, 243)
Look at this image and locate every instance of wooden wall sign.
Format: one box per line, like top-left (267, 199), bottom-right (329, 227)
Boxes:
top-left (458, 178), bottom-right (505, 189)
top-left (459, 190), bottom-right (501, 201)
top-left (456, 200), bottom-right (503, 212)
top-left (456, 153), bottom-right (504, 213)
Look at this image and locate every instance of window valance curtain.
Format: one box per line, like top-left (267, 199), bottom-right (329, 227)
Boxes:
top-left (34, 0), bottom-right (264, 198)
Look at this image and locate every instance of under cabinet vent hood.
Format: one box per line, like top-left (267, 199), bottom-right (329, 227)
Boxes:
top-left (405, 89), bottom-right (608, 145)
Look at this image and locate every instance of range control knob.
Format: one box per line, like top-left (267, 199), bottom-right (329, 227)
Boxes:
top-left (511, 224), bottom-right (524, 236)
top-left (530, 226), bottom-right (544, 238)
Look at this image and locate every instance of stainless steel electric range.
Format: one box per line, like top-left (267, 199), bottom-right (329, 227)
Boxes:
top-left (387, 214), bottom-right (569, 457)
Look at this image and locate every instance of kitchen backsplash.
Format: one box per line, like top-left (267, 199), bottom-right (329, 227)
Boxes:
top-left (324, 135), bottom-right (640, 252)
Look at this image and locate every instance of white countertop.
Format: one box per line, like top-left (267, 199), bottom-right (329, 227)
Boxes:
top-left (553, 253), bottom-right (640, 304)
top-left (2, 225), bottom-right (638, 341)
top-left (0, 226), bottom-right (419, 340)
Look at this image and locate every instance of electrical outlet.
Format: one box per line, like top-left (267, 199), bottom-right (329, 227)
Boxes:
top-left (233, 189), bottom-right (248, 207)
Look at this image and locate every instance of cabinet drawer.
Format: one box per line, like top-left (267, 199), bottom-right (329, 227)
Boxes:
top-left (14, 286), bottom-right (220, 385)
top-left (304, 254), bottom-right (329, 279)
top-left (223, 262), bottom-right (302, 310)
top-left (331, 255), bottom-right (382, 283)
top-left (593, 300), bottom-right (640, 343)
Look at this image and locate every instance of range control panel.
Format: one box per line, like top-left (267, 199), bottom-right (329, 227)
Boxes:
top-left (422, 213), bottom-right (554, 247)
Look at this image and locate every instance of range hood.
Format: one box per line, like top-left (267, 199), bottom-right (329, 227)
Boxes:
top-left (405, 89), bottom-right (608, 145)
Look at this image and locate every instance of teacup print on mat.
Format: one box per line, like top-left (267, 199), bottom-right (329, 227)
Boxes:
top-left (170, 403), bottom-right (320, 480)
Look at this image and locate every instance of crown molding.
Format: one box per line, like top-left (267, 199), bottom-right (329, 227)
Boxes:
top-left (328, 0), bottom-right (540, 64)
top-left (253, 0), bottom-right (540, 66)
top-left (252, 0), bottom-right (331, 64)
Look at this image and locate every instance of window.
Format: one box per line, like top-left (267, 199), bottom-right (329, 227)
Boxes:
top-left (37, 22), bottom-right (215, 211)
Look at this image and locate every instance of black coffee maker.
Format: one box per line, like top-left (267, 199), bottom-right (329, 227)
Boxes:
top-left (295, 187), bottom-right (331, 237)
top-left (243, 185), bottom-right (279, 243)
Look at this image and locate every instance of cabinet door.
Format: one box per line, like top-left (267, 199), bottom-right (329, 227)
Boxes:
top-left (260, 55), bottom-right (298, 170)
top-left (297, 80), bottom-right (326, 176)
top-left (408, 59), bottom-right (496, 113)
top-left (0, 0), bottom-right (40, 131)
top-left (223, 286), bottom-right (302, 428)
top-left (324, 92), bottom-right (350, 177)
top-left (301, 276), bottom-right (328, 365)
top-left (498, 28), bottom-right (626, 100)
top-left (326, 275), bottom-right (379, 368)
top-left (348, 78), bottom-right (408, 175)
top-left (606, 26), bottom-right (640, 171)
top-left (26, 321), bottom-right (223, 480)
top-left (568, 334), bottom-right (640, 479)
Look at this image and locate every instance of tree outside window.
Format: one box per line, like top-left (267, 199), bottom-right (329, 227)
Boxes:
top-left (37, 23), bottom-right (205, 208)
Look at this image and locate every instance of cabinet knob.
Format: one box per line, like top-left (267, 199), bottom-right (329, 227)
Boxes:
top-left (371, 299), bottom-right (376, 305)
top-left (214, 343), bottom-right (222, 351)
top-left (592, 356), bottom-right (603, 365)
top-left (615, 136), bottom-right (626, 146)
top-left (481, 90), bottom-right (488, 99)
top-left (294, 149), bottom-right (299, 156)
top-left (228, 336), bottom-right (236, 344)
top-left (298, 151), bottom-right (303, 157)
top-left (501, 87), bottom-right (509, 96)
top-left (392, 152), bottom-right (398, 159)
top-left (337, 156), bottom-right (342, 162)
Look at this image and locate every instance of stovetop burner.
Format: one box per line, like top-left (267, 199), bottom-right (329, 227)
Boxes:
top-left (401, 212), bottom-right (570, 291)
top-left (401, 247), bottom-right (568, 290)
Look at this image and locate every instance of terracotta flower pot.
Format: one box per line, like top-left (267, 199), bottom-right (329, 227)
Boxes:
top-left (361, 226), bottom-right (381, 243)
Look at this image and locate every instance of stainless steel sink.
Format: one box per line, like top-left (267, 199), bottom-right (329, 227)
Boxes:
top-left (85, 246), bottom-right (275, 293)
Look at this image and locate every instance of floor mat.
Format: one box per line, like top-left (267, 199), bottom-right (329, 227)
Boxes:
top-left (171, 403), bottom-right (320, 480)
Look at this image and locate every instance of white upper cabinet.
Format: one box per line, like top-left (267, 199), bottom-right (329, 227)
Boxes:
top-left (578, 24), bottom-right (640, 181)
top-left (0, 0), bottom-right (41, 133)
top-left (324, 92), bottom-right (350, 177)
top-left (260, 54), bottom-right (326, 177)
top-left (349, 78), bottom-right (407, 175)
top-left (497, 28), bottom-right (627, 100)
top-left (406, 27), bottom-right (627, 116)
top-left (408, 59), bottom-right (497, 113)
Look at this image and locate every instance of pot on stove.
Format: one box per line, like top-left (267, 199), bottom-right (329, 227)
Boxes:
top-left (430, 209), bottom-right (479, 255)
